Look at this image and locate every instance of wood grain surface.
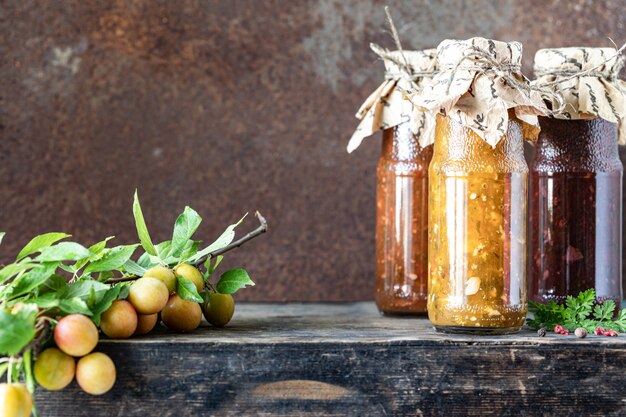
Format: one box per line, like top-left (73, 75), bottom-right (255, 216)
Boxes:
top-left (35, 303), bottom-right (626, 416)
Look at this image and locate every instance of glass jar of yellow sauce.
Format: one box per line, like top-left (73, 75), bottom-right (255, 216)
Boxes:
top-left (428, 112), bottom-right (528, 334)
top-left (411, 38), bottom-right (545, 335)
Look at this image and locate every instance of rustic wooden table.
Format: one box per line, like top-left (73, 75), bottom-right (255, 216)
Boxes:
top-left (36, 302), bottom-right (626, 416)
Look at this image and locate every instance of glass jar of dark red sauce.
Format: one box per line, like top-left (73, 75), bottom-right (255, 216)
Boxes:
top-left (529, 117), bottom-right (623, 308)
top-left (529, 47), bottom-right (625, 309)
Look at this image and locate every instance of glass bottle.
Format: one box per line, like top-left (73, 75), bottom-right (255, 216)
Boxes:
top-left (529, 117), bottom-right (623, 308)
top-left (376, 121), bottom-right (433, 314)
top-left (428, 112), bottom-right (528, 334)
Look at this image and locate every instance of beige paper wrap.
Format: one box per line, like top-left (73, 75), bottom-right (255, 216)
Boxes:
top-left (532, 47), bottom-right (626, 144)
top-left (411, 37), bottom-right (546, 147)
top-left (347, 46), bottom-right (437, 153)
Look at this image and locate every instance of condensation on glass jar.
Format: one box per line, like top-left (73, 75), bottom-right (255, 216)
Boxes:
top-left (428, 113), bottom-right (528, 334)
top-left (529, 117), bottom-right (623, 309)
top-left (376, 121), bottom-right (433, 314)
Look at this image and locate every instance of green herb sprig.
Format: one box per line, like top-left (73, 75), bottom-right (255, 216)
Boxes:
top-left (527, 289), bottom-right (626, 333)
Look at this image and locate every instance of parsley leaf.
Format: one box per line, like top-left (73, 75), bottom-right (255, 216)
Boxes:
top-left (527, 289), bottom-right (626, 333)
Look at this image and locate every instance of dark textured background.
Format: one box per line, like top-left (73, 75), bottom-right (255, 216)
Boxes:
top-left (1, 0), bottom-right (625, 301)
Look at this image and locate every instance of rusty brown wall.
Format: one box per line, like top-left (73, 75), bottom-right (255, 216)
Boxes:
top-left (1, 0), bottom-right (625, 301)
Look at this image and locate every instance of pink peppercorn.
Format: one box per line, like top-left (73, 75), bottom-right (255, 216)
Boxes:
top-left (603, 330), bottom-right (618, 337)
top-left (554, 324), bottom-right (564, 334)
top-left (594, 327), bottom-right (605, 336)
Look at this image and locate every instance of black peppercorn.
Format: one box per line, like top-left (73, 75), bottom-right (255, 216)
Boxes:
top-left (537, 327), bottom-right (547, 337)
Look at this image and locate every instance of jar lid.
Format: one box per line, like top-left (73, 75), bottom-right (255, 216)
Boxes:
top-left (534, 47), bottom-right (623, 79)
top-left (411, 37), bottom-right (547, 147)
top-left (347, 45), bottom-right (438, 153)
top-left (437, 37), bottom-right (522, 70)
top-left (532, 47), bottom-right (626, 144)
top-left (381, 48), bottom-right (438, 80)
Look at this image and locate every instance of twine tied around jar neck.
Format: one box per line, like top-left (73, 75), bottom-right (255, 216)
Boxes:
top-left (371, 7), bottom-right (438, 92)
top-left (534, 42), bottom-right (626, 86)
top-left (441, 46), bottom-right (566, 117)
top-left (370, 43), bottom-right (438, 85)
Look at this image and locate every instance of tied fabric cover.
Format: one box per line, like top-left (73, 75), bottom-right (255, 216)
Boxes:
top-left (532, 47), bottom-right (626, 145)
top-left (347, 47), bottom-right (437, 153)
top-left (411, 37), bottom-right (546, 148)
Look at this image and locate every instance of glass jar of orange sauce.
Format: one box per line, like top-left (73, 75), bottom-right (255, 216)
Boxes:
top-left (411, 38), bottom-right (546, 333)
top-left (348, 46), bottom-right (437, 314)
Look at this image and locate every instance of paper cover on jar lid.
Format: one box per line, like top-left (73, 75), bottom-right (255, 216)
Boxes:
top-left (532, 47), bottom-right (626, 145)
top-left (410, 37), bottom-right (547, 148)
top-left (347, 45), bottom-right (437, 153)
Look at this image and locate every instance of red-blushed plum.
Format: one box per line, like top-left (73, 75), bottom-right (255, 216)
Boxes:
top-left (54, 314), bottom-right (98, 357)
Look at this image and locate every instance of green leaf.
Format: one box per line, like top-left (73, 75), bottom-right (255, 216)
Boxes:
top-left (136, 252), bottom-right (161, 270)
top-left (58, 297), bottom-right (92, 315)
top-left (87, 286), bottom-right (98, 309)
top-left (0, 308), bottom-right (37, 355)
top-left (97, 271), bottom-right (114, 282)
top-left (31, 293), bottom-right (60, 309)
top-left (6, 262), bottom-right (58, 298)
top-left (90, 284), bottom-right (124, 325)
top-left (36, 242), bottom-right (91, 262)
top-left (171, 207), bottom-right (202, 257)
top-left (85, 244), bottom-right (139, 273)
top-left (208, 255), bottom-right (224, 276)
top-left (216, 268), bottom-right (254, 294)
top-left (72, 237), bottom-right (117, 272)
top-left (156, 240), bottom-right (172, 259)
top-left (0, 362), bottom-right (9, 379)
top-left (176, 276), bottom-right (203, 303)
top-left (63, 280), bottom-right (109, 300)
top-left (133, 191), bottom-right (157, 256)
top-left (593, 300), bottom-right (615, 322)
top-left (122, 260), bottom-right (146, 276)
top-left (179, 240), bottom-right (200, 262)
top-left (118, 283), bottom-right (130, 299)
top-left (188, 215), bottom-right (246, 263)
top-left (615, 309), bottom-right (626, 332)
top-left (88, 236), bottom-right (115, 255)
top-left (17, 232), bottom-right (71, 261)
top-left (0, 261), bottom-right (37, 284)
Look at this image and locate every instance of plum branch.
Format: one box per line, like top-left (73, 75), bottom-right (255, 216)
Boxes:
top-left (105, 211), bottom-right (268, 284)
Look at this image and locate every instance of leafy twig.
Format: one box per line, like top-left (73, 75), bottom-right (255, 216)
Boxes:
top-left (195, 211), bottom-right (268, 265)
top-left (104, 211), bottom-right (267, 284)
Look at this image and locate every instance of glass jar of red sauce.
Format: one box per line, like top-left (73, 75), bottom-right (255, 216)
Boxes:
top-left (529, 118), bottom-right (622, 307)
top-left (529, 47), bottom-right (625, 309)
top-left (348, 46), bottom-right (437, 315)
top-left (376, 121), bottom-right (433, 314)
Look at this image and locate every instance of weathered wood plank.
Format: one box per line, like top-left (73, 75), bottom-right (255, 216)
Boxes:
top-left (35, 303), bottom-right (626, 416)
